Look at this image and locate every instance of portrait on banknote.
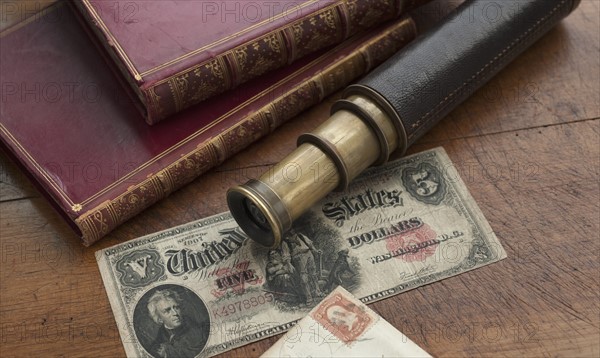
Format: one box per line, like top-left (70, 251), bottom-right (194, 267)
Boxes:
top-left (132, 284), bottom-right (210, 358)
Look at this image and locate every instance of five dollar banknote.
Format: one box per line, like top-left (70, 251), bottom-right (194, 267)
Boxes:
top-left (96, 147), bottom-right (506, 357)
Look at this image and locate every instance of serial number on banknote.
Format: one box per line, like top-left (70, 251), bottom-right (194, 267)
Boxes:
top-left (212, 292), bottom-right (274, 318)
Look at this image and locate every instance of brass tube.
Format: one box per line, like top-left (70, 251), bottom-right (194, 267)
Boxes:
top-left (265, 143), bottom-right (341, 225)
top-left (227, 94), bottom-right (402, 247)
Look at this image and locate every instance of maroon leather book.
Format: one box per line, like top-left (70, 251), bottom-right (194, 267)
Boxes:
top-left (72, 0), bottom-right (428, 124)
top-left (0, 2), bottom-right (417, 245)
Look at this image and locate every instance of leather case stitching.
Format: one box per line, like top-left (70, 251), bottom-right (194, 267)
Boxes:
top-left (410, 0), bottom-right (570, 140)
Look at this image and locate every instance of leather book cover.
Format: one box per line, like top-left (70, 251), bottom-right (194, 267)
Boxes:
top-left (71, 0), bottom-right (428, 124)
top-left (0, 2), bottom-right (417, 245)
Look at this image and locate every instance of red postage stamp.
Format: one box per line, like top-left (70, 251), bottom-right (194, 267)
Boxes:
top-left (310, 290), bottom-right (376, 345)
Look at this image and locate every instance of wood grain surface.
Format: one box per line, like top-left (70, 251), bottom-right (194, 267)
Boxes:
top-left (1, 1), bottom-right (598, 357)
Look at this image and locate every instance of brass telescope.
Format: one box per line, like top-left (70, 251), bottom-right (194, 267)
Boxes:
top-left (227, 0), bottom-right (580, 248)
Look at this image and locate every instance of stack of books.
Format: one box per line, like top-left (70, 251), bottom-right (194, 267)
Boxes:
top-left (0, 0), bottom-right (428, 245)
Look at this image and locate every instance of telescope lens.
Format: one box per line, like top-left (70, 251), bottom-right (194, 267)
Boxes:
top-left (244, 198), bottom-right (269, 230)
top-left (226, 185), bottom-right (280, 248)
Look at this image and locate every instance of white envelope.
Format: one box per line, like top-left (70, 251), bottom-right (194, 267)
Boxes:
top-left (261, 286), bottom-right (432, 357)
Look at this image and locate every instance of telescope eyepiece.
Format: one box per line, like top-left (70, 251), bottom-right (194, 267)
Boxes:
top-left (227, 179), bottom-right (291, 248)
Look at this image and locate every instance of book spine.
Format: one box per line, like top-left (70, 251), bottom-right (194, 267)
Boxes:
top-left (75, 16), bottom-right (417, 245)
top-left (144, 0), bottom-right (424, 124)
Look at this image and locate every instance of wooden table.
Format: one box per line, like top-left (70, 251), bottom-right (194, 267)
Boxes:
top-left (1, 1), bottom-right (598, 357)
